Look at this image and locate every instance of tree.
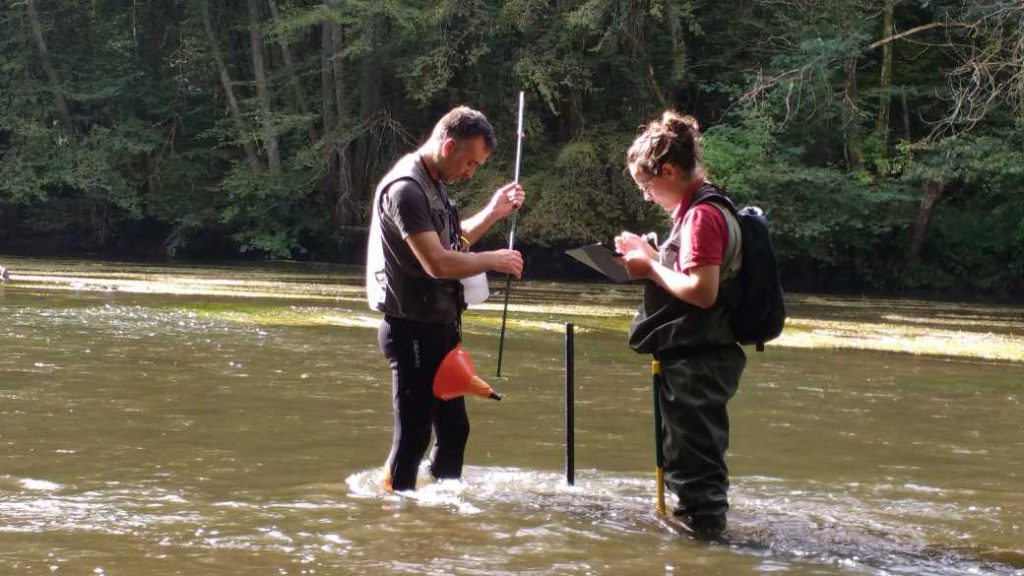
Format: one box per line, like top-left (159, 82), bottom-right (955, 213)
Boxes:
top-left (246, 0), bottom-right (281, 173)
top-left (200, 0), bottom-right (259, 169)
top-left (1, 0), bottom-right (1020, 293)
top-left (23, 0), bottom-right (72, 130)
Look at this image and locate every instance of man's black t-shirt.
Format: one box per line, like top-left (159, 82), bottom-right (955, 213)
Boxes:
top-left (384, 179), bottom-right (436, 240)
top-left (379, 178), bottom-right (454, 286)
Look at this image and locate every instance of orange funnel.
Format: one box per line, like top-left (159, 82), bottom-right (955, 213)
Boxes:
top-left (433, 344), bottom-right (502, 401)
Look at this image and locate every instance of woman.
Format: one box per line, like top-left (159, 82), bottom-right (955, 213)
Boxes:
top-left (616, 110), bottom-right (745, 539)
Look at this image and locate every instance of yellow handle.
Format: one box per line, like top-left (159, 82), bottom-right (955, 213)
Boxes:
top-left (652, 359), bottom-right (666, 515)
top-left (656, 468), bottom-right (666, 516)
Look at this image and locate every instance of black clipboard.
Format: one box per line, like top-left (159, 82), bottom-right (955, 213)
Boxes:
top-left (565, 243), bottom-right (632, 283)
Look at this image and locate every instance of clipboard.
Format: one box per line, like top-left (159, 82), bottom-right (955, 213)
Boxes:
top-left (565, 243), bottom-right (633, 283)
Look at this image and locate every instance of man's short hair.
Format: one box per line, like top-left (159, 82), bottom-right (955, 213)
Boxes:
top-left (432, 106), bottom-right (497, 151)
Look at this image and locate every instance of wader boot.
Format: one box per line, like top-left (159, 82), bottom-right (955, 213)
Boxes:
top-left (657, 344), bottom-right (746, 538)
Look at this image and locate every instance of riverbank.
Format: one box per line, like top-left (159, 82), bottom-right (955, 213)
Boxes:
top-left (2, 255), bottom-right (1022, 363)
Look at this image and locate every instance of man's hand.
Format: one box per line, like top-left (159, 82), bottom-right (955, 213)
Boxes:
top-left (619, 249), bottom-right (654, 280)
top-left (487, 182), bottom-right (526, 219)
top-left (487, 249), bottom-right (523, 278)
top-left (461, 183), bottom-right (526, 246)
top-left (407, 232), bottom-right (523, 279)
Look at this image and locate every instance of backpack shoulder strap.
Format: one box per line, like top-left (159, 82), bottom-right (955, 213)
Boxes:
top-left (691, 184), bottom-right (742, 281)
top-left (691, 183), bottom-right (738, 213)
top-left (711, 204), bottom-right (742, 281)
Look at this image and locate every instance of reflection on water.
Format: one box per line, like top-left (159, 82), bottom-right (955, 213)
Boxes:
top-left (1, 261), bottom-right (1022, 575)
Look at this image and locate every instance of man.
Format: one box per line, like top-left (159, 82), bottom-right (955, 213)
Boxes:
top-left (366, 106), bottom-right (525, 491)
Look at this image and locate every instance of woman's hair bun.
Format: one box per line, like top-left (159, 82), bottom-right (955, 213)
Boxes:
top-left (627, 109), bottom-right (704, 178)
top-left (659, 110), bottom-right (699, 135)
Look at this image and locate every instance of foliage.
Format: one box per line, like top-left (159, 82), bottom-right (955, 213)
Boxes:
top-left (0, 0), bottom-right (1021, 294)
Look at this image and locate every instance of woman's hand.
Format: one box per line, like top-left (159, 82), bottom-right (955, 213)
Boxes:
top-left (619, 249), bottom-right (655, 280)
top-left (614, 231), bottom-right (656, 259)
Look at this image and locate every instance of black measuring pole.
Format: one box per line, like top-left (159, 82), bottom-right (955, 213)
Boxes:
top-left (565, 322), bottom-right (575, 486)
top-left (495, 91), bottom-right (526, 378)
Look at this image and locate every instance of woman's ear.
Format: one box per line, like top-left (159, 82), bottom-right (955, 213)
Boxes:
top-left (660, 162), bottom-right (678, 182)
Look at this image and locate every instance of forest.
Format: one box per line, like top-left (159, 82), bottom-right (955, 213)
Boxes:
top-left (1, 0), bottom-right (1022, 295)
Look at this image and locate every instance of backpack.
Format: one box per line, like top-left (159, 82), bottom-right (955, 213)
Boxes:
top-left (693, 188), bottom-right (786, 351)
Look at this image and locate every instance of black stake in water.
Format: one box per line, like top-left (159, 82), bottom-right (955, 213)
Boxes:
top-left (565, 322), bottom-right (575, 486)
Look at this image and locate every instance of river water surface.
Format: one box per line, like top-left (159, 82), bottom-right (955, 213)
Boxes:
top-left (1, 259), bottom-right (1021, 575)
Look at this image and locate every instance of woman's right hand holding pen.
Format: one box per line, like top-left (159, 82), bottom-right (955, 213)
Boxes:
top-left (614, 231), bottom-right (657, 259)
top-left (614, 231), bottom-right (658, 281)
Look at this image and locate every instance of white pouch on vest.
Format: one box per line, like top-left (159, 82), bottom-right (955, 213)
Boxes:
top-left (365, 211), bottom-right (386, 311)
top-left (461, 273), bottom-right (489, 305)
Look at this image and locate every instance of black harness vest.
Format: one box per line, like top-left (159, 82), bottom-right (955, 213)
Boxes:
top-left (366, 153), bottom-right (464, 325)
top-left (628, 184), bottom-right (742, 354)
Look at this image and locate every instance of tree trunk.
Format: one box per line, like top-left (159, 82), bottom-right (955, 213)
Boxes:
top-left (330, 24), bottom-right (346, 137)
top-left (876, 0), bottom-right (894, 157)
top-left (200, 0), bottom-right (259, 169)
top-left (331, 21), bottom-right (354, 224)
top-left (908, 179), bottom-right (944, 264)
top-left (267, 0), bottom-right (316, 142)
top-left (353, 14), bottom-right (384, 206)
top-left (247, 0), bottom-right (281, 174)
top-left (319, 20), bottom-right (335, 134)
top-left (645, 63), bottom-right (669, 110)
top-left (24, 0), bottom-right (74, 130)
top-left (900, 88), bottom-right (912, 141)
top-left (568, 89), bottom-right (584, 140)
top-left (319, 20), bottom-right (337, 222)
top-left (844, 56), bottom-right (862, 168)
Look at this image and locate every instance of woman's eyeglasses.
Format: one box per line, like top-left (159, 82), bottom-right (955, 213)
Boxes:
top-left (635, 176), bottom-right (656, 195)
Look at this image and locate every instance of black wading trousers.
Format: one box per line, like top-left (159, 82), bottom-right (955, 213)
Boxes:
top-left (379, 315), bottom-right (469, 491)
top-left (656, 344), bottom-right (746, 524)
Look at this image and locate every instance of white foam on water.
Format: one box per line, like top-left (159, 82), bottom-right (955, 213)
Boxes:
top-left (345, 462), bottom-right (482, 515)
top-left (342, 466), bottom-right (1024, 575)
top-left (902, 483), bottom-right (947, 494)
top-left (19, 478), bottom-right (62, 491)
top-left (345, 464), bottom-right (661, 535)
